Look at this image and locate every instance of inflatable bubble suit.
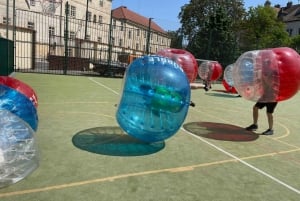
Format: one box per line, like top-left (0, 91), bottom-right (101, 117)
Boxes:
top-left (232, 47), bottom-right (300, 102)
top-left (116, 55), bottom-right (191, 143)
top-left (223, 64), bottom-right (238, 93)
top-left (198, 61), bottom-right (222, 81)
top-left (0, 78), bottom-right (39, 188)
top-left (0, 76), bottom-right (38, 108)
top-left (223, 64), bottom-right (234, 87)
top-left (156, 48), bottom-right (198, 83)
top-left (0, 110), bottom-right (39, 188)
top-left (0, 84), bottom-right (38, 131)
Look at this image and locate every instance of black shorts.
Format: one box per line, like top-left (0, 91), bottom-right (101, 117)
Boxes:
top-left (255, 102), bottom-right (278, 113)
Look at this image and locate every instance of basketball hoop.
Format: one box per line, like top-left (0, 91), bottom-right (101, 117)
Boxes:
top-left (40, 0), bottom-right (62, 15)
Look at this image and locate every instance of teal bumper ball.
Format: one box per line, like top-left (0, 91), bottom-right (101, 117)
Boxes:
top-left (116, 55), bottom-right (191, 143)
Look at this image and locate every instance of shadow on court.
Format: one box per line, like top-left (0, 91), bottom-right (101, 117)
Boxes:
top-left (183, 121), bottom-right (259, 141)
top-left (72, 126), bottom-right (165, 156)
top-left (204, 89), bottom-right (241, 98)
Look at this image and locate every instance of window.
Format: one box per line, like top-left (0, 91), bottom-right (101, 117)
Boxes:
top-left (93, 15), bottom-right (97, 23)
top-left (70, 6), bottom-right (76, 17)
top-left (136, 43), bottom-right (139, 50)
top-left (50, 42), bottom-right (56, 50)
top-left (128, 30), bottom-right (132, 39)
top-left (113, 19), bottom-right (116, 28)
top-left (137, 29), bottom-right (140, 36)
top-left (70, 31), bottom-right (75, 39)
top-left (30, 0), bottom-right (35, 6)
top-left (111, 37), bottom-right (115, 46)
top-left (49, 26), bottom-right (55, 36)
top-left (87, 12), bottom-right (92, 22)
top-left (97, 36), bottom-right (102, 43)
top-left (120, 22), bottom-right (124, 31)
top-left (286, 28), bottom-right (293, 36)
top-left (119, 39), bottom-right (123, 47)
top-left (67, 48), bottom-right (73, 57)
top-left (99, 0), bottom-right (104, 7)
top-left (3, 17), bottom-right (11, 25)
top-left (27, 21), bottom-right (34, 29)
top-left (85, 35), bottom-right (90, 40)
top-left (98, 15), bottom-right (103, 24)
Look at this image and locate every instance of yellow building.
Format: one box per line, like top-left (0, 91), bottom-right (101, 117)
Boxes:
top-left (0, 0), bottom-right (170, 71)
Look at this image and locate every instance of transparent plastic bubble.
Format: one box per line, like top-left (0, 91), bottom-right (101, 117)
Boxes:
top-left (232, 50), bottom-right (279, 102)
top-left (156, 48), bottom-right (198, 83)
top-left (224, 64), bottom-right (234, 87)
top-left (233, 47), bottom-right (300, 102)
top-left (116, 55), bottom-right (191, 143)
top-left (0, 110), bottom-right (39, 188)
top-left (223, 64), bottom-right (238, 93)
top-left (198, 61), bottom-right (222, 81)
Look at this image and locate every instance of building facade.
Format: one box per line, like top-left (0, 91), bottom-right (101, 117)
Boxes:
top-left (0, 0), bottom-right (170, 71)
top-left (277, 2), bottom-right (300, 37)
top-left (111, 6), bottom-right (171, 55)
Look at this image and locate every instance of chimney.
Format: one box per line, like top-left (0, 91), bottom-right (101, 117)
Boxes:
top-left (274, 4), bottom-right (280, 8)
top-left (264, 0), bottom-right (271, 7)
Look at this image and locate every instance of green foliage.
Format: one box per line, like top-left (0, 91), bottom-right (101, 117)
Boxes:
top-left (240, 5), bottom-right (290, 51)
top-left (178, 1), bottom-right (291, 66)
top-left (168, 30), bottom-right (184, 49)
top-left (289, 35), bottom-right (300, 52)
top-left (179, 0), bottom-right (245, 67)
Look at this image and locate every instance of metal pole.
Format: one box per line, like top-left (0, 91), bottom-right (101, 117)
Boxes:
top-left (60, 0), bottom-right (63, 41)
top-left (84, 0), bottom-right (89, 40)
top-left (6, 0), bottom-right (9, 38)
top-left (108, 10), bottom-right (113, 67)
top-left (146, 17), bottom-right (153, 55)
top-left (64, 1), bottom-right (69, 75)
top-left (13, 0), bottom-right (16, 72)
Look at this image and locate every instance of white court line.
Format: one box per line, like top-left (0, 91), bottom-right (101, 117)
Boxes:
top-left (88, 77), bottom-right (300, 195)
top-left (182, 127), bottom-right (300, 195)
top-left (88, 77), bottom-right (120, 95)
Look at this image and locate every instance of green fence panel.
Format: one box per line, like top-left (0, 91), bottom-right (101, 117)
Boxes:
top-left (0, 38), bottom-right (14, 76)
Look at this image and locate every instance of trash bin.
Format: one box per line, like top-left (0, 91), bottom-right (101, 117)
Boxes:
top-left (0, 38), bottom-right (14, 76)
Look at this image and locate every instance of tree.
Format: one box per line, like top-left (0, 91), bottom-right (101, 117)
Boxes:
top-left (167, 30), bottom-right (184, 49)
top-left (240, 5), bottom-right (290, 51)
top-left (290, 35), bottom-right (300, 52)
top-left (179, 0), bottom-right (245, 66)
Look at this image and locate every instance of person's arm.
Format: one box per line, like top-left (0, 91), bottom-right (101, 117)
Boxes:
top-left (190, 83), bottom-right (205, 89)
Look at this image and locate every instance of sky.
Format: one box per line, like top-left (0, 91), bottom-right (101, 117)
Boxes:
top-left (112, 0), bottom-right (298, 31)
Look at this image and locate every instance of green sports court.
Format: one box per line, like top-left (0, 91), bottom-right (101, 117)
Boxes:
top-left (0, 73), bottom-right (299, 201)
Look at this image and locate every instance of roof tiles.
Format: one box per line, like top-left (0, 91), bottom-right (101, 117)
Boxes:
top-left (278, 4), bottom-right (300, 22)
top-left (112, 6), bottom-right (166, 33)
